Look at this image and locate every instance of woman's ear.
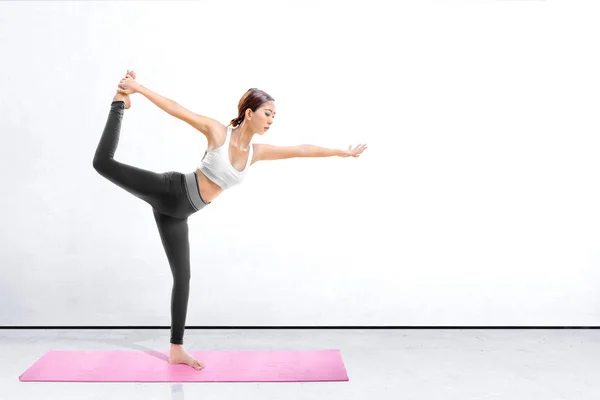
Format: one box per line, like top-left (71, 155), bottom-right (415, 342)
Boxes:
top-left (245, 108), bottom-right (252, 120)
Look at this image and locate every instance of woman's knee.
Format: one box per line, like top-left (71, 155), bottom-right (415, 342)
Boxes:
top-left (92, 156), bottom-right (104, 173)
top-left (173, 269), bottom-right (191, 284)
top-left (92, 155), bottom-right (113, 176)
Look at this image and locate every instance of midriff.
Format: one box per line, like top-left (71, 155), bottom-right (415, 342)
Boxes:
top-left (195, 168), bottom-right (224, 203)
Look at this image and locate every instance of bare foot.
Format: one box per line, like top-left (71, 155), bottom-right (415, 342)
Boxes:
top-left (112, 70), bottom-right (136, 109)
top-left (113, 92), bottom-right (131, 109)
top-left (168, 344), bottom-right (205, 371)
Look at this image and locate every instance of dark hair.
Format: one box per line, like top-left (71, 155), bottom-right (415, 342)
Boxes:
top-left (230, 88), bottom-right (275, 128)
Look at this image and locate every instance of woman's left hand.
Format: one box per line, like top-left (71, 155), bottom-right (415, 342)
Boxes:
top-left (341, 144), bottom-right (368, 158)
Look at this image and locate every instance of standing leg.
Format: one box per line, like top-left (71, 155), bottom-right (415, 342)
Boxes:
top-left (93, 101), bottom-right (169, 207)
top-left (152, 209), bottom-right (205, 371)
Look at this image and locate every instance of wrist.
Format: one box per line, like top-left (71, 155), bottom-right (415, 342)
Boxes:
top-left (135, 84), bottom-right (146, 95)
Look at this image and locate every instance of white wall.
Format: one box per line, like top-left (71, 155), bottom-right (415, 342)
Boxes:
top-left (1, 0), bottom-right (599, 327)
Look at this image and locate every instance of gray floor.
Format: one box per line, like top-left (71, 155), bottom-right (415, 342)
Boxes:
top-left (0, 329), bottom-right (598, 400)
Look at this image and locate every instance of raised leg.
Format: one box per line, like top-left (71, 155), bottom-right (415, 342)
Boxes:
top-left (92, 101), bottom-right (169, 205)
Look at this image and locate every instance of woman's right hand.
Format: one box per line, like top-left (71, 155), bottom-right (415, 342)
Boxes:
top-left (118, 70), bottom-right (140, 95)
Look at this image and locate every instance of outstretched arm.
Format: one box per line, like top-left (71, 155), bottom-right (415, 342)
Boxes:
top-left (253, 143), bottom-right (367, 162)
top-left (117, 74), bottom-right (220, 140)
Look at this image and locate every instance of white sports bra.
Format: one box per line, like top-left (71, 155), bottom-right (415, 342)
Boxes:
top-left (198, 126), bottom-right (253, 190)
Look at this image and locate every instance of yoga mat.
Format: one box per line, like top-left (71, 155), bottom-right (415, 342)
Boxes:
top-left (19, 349), bottom-right (349, 382)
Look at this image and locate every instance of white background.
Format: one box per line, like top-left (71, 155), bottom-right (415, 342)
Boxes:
top-left (1, 0), bottom-right (599, 326)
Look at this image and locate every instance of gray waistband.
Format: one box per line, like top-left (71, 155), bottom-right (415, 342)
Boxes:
top-left (183, 171), bottom-right (209, 211)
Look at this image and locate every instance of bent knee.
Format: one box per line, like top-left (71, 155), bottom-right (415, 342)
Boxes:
top-left (92, 156), bottom-right (112, 175)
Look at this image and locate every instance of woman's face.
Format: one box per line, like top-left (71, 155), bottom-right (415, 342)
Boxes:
top-left (249, 101), bottom-right (276, 134)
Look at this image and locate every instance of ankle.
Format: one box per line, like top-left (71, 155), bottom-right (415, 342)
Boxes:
top-left (112, 93), bottom-right (130, 110)
top-left (113, 93), bottom-right (127, 101)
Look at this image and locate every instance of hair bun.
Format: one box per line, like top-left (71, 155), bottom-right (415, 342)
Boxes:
top-left (233, 88), bottom-right (274, 128)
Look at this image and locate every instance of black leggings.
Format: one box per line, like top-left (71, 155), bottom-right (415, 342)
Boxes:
top-left (92, 101), bottom-right (207, 345)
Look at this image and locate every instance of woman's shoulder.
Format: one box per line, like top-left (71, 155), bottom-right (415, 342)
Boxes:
top-left (205, 121), bottom-right (230, 149)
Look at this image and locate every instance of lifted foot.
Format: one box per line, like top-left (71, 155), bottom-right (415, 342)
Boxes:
top-left (113, 92), bottom-right (131, 109)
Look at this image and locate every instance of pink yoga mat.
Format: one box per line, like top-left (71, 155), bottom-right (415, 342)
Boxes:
top-left (19, 349), bottom-right (349, 382)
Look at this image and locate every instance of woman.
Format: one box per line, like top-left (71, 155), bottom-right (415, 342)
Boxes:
top-left (92, 70), bottom-right (367, 371)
